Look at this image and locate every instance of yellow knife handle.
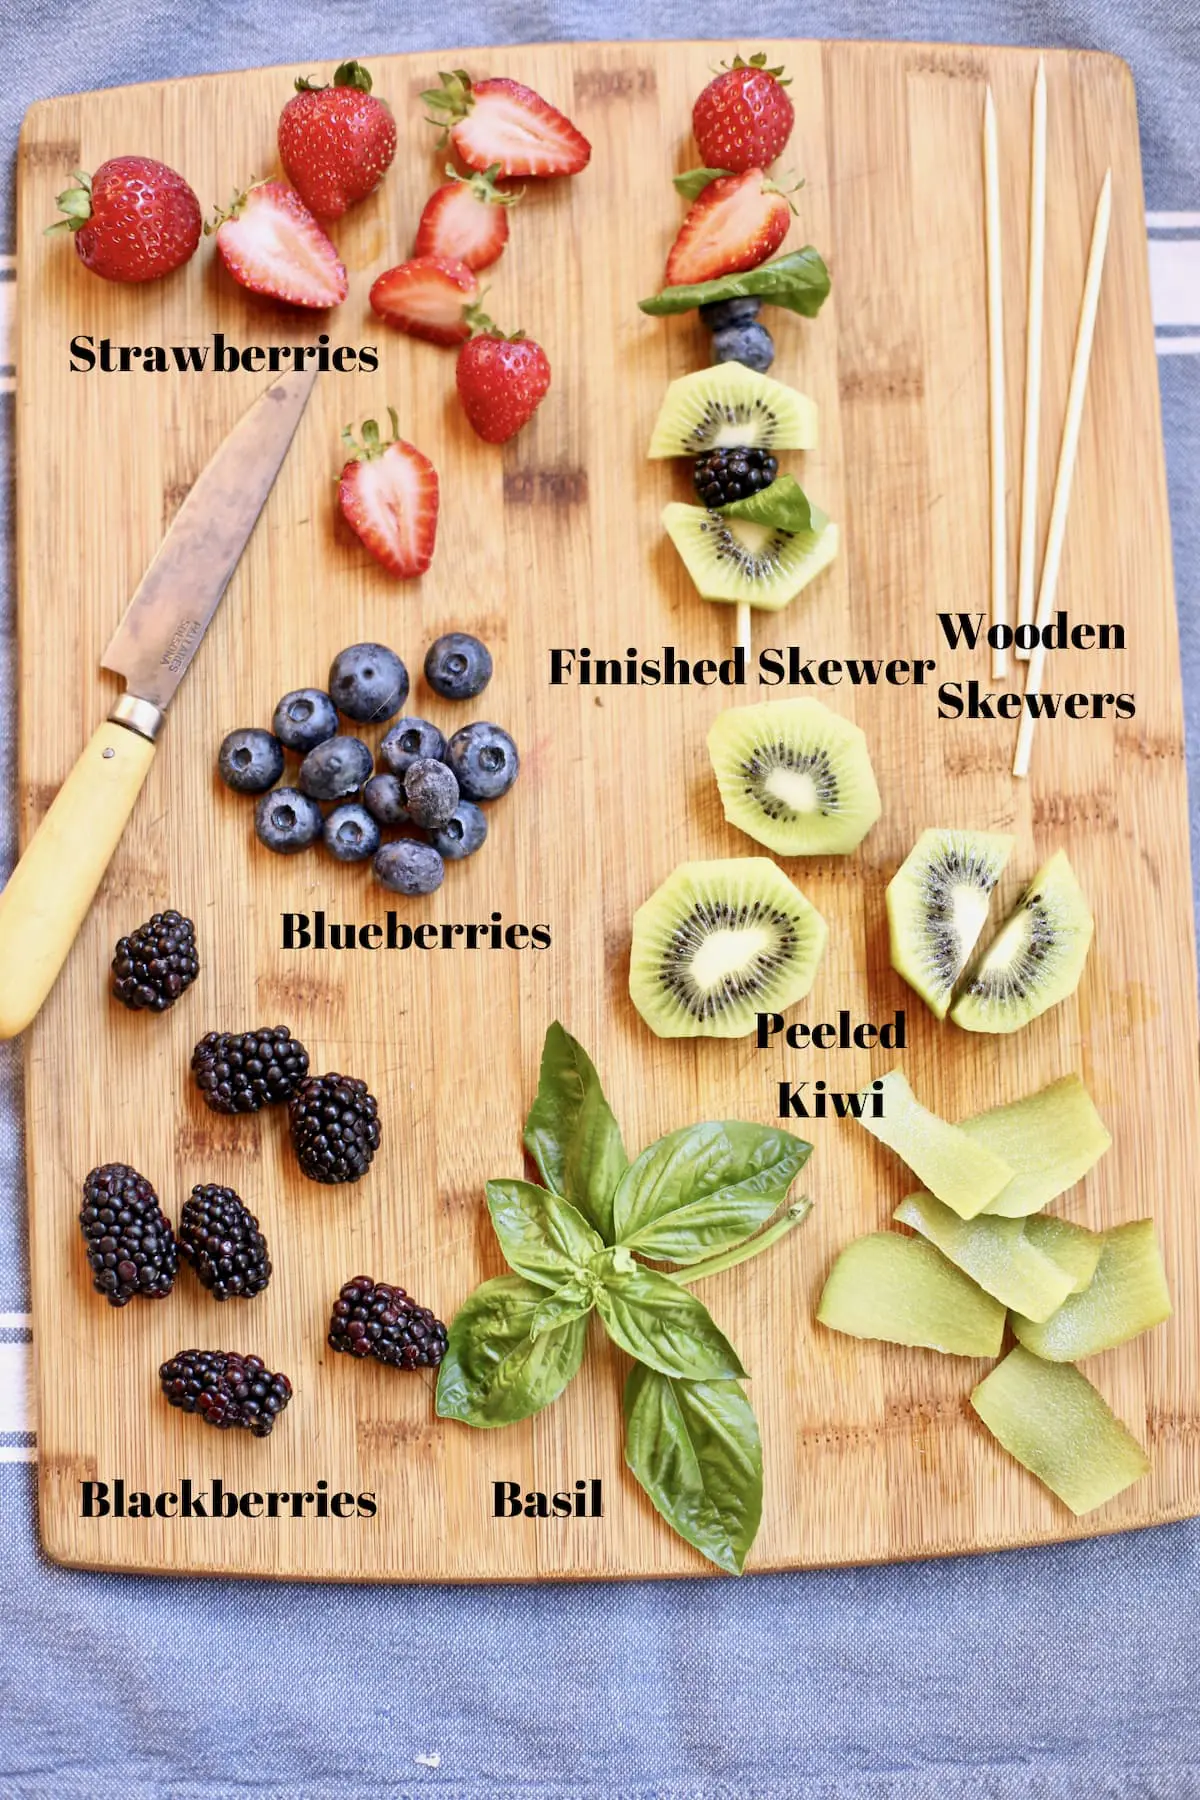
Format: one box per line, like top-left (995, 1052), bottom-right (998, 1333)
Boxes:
top-left (0, 719), bottom-right (157, 1040)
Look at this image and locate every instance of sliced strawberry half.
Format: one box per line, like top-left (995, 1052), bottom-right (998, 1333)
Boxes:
top-left (422, 70), bottom-right (590, 178)
top-left (211, 180), bottom-right (348, 308)
top-left (369, 255), bottom-right (479, 345)
top-left (414, 163), bottom-right (519, 271)
top-left (338, 411), bottom-right (439, 579)
top-left (664, 168), bottom-right (793, 287)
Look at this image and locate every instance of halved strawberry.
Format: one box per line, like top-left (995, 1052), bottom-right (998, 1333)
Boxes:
top-left (414, 163), bottom-right (519, 271)
top-left (369, 256), bottom-right (479, 345)
top-left (210, 180), bottom-right (347, 308)
top-left (422, 70), bottom-right (590, 178)
top-left (664, 168), bottom-right (793, 287)
top-left (338, 411), bottom-right (439, 579)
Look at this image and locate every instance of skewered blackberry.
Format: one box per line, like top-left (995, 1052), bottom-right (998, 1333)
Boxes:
top-left (191, 1026), bottom-right (309, 1115)
top-left (159, 1349), bottom-right (292, 1436)
top-left (328, 1276), bottom-right (449, 1369)
top-left (288, 1073), bottom-right (380, 1184)
top-left (111, 910), bottom-right (199, 1012)
top-left (179, 1185), bottom-right (271, 1300)
top-left (79, 1163), bottom-right (178, 1306)
top-left (692, 446), bottom-right (778, 509)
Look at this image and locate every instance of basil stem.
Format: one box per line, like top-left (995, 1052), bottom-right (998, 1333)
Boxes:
top-left (669, 1198), bottom-right (813, 1285)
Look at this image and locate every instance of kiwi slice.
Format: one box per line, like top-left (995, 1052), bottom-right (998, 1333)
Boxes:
top-left (707, 700), bottom-right (881, 857)
top-left (663, 503), bottom-right (838, 612)
top-left (816, 1231), bottom-right (1005, 1356)
top-left (950, 851), bottom-right (1094, 1034)
top-left (887, 829), bottom-right (1014, 1021)
top-left (628, 857), bottom-right (828, 1039)
top-left (858, 1069), bottom-right (1013, 1218)
top-left (1022, 1215), bottom-right (1104, 1294)
top-left (962, 1075), bottom-right (1112, 1218)
top-left (1011, 1219), bottom-right (1171, 1361)
top-left (647, 363), bottom-right (818, 458)
top-left (893, 1193), bottom-right (1075, 1322)
top-left (971, 1347), bottom-right (1150, 1515)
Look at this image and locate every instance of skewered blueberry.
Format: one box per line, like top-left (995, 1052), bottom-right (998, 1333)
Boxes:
top-left (379, 717), bottom-right (446, 777)
top-left (699, 295), bottom-right (762, 330)
top-left (363, 773), bottom-right (408, 826)
top-left (424, 632), bottom-right (493, 702)
top-left (328, 643), bottom-right (409, 724)
top-left (218, 727), bottom-right (284, 795)
top-left (254, 787), bottom-right (324, 854)
top-left (429, 800), bottom-right (488, 861)
top-left (374, 840), bottom-right (445, 896)
top-left (323, 803), bottom-right (381, 863)
top-left (404, 758), bottom-right (459, 830)
top-left (272, 688), bottom-right (339, 753)
top-left (298, 735), bottom-right (373, 802)
top-left (711, 320), bottom-right (775, 372)
top-left (444, 722), bottom-right (519, 802)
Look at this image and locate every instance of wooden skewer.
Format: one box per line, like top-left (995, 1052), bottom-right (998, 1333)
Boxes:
top-left (1015, 59), bottom-right (1047, 660)
top-left (736, 600), bottom-right (752, 661)
top-left (984, 87), bottom-right (1008, 682)
top-left (1013, 169), bottom-right (1112, 781)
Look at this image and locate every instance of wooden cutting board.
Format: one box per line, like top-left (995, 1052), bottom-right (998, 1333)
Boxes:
top-left (15, 38), bottom-right (1198, 1581)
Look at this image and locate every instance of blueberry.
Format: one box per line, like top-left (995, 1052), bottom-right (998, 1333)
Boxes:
top-left (363, 773), bottom-right (408, 826)
top-left (711, 320), bottom-right (775, 373)
top-left (444, 722), bottom-right (519, 802)
top-left (374, 840), bottom-right (445, 897)
top-left (699, 295), bottom-right (763, 331)
top-left (404, 758), bottom-right (459, 830)
top-left (218, 728), bottom-right (284, 795)
top-left (323, 802), bottom-right (382, 863)
top-left (424, 632), bottom-right (493, 702)
top-left (429, 800), bottom-right (488, 861)
top-left (254, 787), bottom-right (324, 854)
top-left (379, 717), bottom-right (446, 777)
top-left (298, 735), bottom-right (373, 802)
top-left (328, 643), bottom-right (409, 724)
top-left (272, 688), bottom-right (339, 753)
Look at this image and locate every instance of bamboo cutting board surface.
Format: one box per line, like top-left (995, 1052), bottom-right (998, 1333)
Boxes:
top-left (15, 39), bottom-right (1198, 1580)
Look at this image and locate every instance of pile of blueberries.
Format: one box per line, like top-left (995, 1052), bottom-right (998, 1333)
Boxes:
top-left (217, 633), bottom-right (518, 897)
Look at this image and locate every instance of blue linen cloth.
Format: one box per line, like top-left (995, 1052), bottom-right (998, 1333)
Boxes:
top-left (0, 1), bottom-right (1198, 1794)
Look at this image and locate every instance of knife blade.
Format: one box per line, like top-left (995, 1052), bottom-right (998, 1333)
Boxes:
top-left (0, 368), bottom-right (318, 1039)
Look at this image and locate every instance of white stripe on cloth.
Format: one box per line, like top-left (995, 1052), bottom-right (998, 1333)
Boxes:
top-left (0, 1340), bottom-right (34, 1434)
top-left (1149, 239), bottom-right (1200, 327)
top-left (1147, 211), bottom-right (1200, 229)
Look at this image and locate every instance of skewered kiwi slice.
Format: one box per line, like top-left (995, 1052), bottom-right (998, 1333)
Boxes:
top-left (887, 829), bottom-right (1014, 1021)
top-left (707, 700), bottom-right (881, 856)
top-left (663, 503), bottom-right (838, 610)
top-left (628, 857), bottom-right (828, 1039)
top-left (950, 851), bottom-right (1093, 1034)
top-left (647, 363), bottom-right (818, 458)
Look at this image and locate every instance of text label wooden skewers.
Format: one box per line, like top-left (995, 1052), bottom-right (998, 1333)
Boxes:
top-left (1013, 169), bottom-right (1113, 781)
top-left (984, 88), bottom-right (1008, 682)
top-left (1016, 60), bottom-right (1047, 661)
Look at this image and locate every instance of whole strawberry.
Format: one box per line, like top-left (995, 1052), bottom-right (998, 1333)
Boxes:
top-left (456, 326), bottom-right (551, 444)
top-left (48, 156), bottom-right (201, 283)
top-left (693, 53), bottom-right (794, 173)
top-left (279, 60), bottom-right (397, 218)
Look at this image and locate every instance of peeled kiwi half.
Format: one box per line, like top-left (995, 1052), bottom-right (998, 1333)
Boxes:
top-left (887, 829), bottom-right (1014, 1021)
top-left (950, 850), bottom-right (1093, 1034)
top-left (629, 857), bottom-right (828, 1039)
top-left (707, 700), bottom-right (881, 856)
top-left (648, 363), bottom-right (818, 458)
top-left (663, 503), bottom-right (838, 610)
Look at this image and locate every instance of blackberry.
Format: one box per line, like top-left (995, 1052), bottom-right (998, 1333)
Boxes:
top-left (179, 1184), bottom-right (271, 1300)
top-left (288, 1072), bottom-right (381, 1184)
top-left (191, 1026), bottom-right (309, 1115)
top-left (692, 446), bottom-right (779, 509)
top-left (111, 910), bottom-right (199, 1012)
top-left (79, 1163), bottom-right (178, 1306)
top-left (159, 1349), bottom-right (292, 1436)
top-left (328, 1276), bottom-right (448, 1369)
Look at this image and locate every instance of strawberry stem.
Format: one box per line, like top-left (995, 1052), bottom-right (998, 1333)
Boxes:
top-left (445, 162), bottom-right (522, 208)
top-left (462, 302), bottom-right (524, 342)
top-left (341, 408), bottom-right (402, 463)
top-left (204, 180), bottom-right (260, 235)
top-left (46, 169), bottom-right (93, 236)
top-left (421, 68), bottom-right (475, 142)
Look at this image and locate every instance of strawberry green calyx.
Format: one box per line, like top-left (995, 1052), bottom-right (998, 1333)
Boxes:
top-left (422, 68), bottom-right (475, 141)
top-left (446, 161), bottom-right (522, 207)
top-left (341, 407), bottom-right (402, 464)
top-left (462, 303), bottom-right (523, 342)
top-left (718, 51), bottom-right (791, 85)
top-left (762, 173), bottom-right (805, 214)
top-left (203, 181), bottom-right (261, 235)
top-left (294, 60), bottom-right (375, 94)
top-left (46, 170), bottom-right (93, 235)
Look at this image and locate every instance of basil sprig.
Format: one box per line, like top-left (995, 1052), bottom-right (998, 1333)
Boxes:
top-left (719, 475), bottom-right (828, 539)
top-left (673, 166), bottom-right (732, 199)
top-left (638, 247), bottom-right (831, 319)
top-left (436, 1024), bottom-right (813, 1573)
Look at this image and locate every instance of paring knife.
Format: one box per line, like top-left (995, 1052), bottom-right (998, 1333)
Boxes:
top-left (0, 367), bottom-right (318, 1040)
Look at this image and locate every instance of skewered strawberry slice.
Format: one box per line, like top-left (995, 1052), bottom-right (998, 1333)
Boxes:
top-left (421, 70), bottom-right (590, 178)
top-left (414, 163), bottom-right (519, 271)
top-left (664, 167), bottom-right (794, 287)
top-left (369, 256), bottom-right (480, 345)
top-left (210, 181), bottom-right (348, 308)
top-left (338, 412), bottom-right (439, 579)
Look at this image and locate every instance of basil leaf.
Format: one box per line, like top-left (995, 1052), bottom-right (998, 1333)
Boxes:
top-left (719, 475), bottom-right (828, 538)
top-left (673, 165), bottom-right (731, 200)
top-left (523, 1022), bottom-right (628, 1242)
top-left (594, 1261), bottom-right (746, 1379)
top-left (612, 1122), bottom-right (810, 1264)
top-left (638, 247), bottom-right (831, 318)
top-left (528, 1280), bottom-right (596, 1340)
top-left (623, 1365), bottom-right (762, 1574)
top-left (436, 1275), bottom-right (588, 1428)
top-left (486, 1179), bottom-right (604, 1289)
